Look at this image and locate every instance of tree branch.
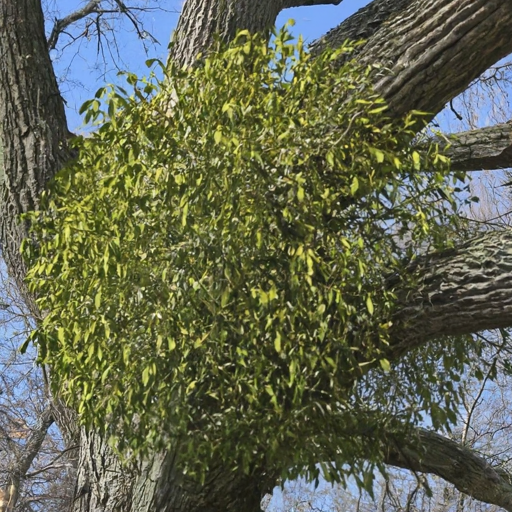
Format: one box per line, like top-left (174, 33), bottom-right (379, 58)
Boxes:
top-left (2, 407), bottom-right (54, 512)
top-left (444, 122), bottom-right (512, 172)
top-left (309, 0), bottom-right (410, 55)
top-left (384, 428), bottom-right (512, 512)
top-left (310, 0), bottom-right (512, 119)
top-left (387, 230), bottom-right (512, 361)
top-left (310, 1), bottom-right (512, 173)
top-left (47, 0), bottom-right (102, 50)
top-left (46, 0), bottom-right (161, 51)
top-left (282, 0), bottom-right (343, 7)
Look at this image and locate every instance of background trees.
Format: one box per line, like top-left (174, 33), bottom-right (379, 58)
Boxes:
top-left (2, 1), bottom-right (512, 511)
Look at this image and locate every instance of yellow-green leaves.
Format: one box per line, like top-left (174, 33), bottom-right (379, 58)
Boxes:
top-left (23, 26), bottom-right (467, 486)
top-left (366, 296), bottom-right (374, 315)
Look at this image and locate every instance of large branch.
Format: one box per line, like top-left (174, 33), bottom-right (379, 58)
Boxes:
top-left (445, 122), bottom-right (512, 171)
top-left (312, 1), bottom-right (512, 173)
top-left (311, 0), bottom-right (512, 119)
top-left (384, 428), bottom-right (512, 511)
top-left (170, 0), bottom-right (342, 68)
top-left (310, 0), bottom-right (512, 173)
top-left (387, 230), bottom-right (512, 360)
top-left (282, 0), bottom-right (343, 6)
top-left (310, 0), bottom-right (410, 55)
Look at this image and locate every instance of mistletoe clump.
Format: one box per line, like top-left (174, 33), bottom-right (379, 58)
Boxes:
top-left (24, 27), bottom-right (467, 484)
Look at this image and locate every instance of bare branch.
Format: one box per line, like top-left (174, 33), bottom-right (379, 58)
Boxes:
top-left (47, 0), bottom-right (102, 50)
top-left (1, 407), bottom-right (54, 512)
top-left (25, 443), bottom-right (78, 478)
top-left (111, 0), bottom-right (158, 43)
top-left (47, 1), bottom-right (164, 53)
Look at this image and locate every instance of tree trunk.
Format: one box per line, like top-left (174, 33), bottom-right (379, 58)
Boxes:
top-left (2, 0), bottom-right (512, 511)
top-left (73, 430), bottom-right (276, 512)
top-left (0, 0), bottom-right (72, 316)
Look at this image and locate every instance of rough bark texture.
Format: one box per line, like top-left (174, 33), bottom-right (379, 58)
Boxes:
top-left (310, 0), bottom-right (411, 56)
top-left (170, 0), bottom-right (344, 68)
top-left (73, 430), bottom-right (276, 512)
top-left (385, 428), bottom-right (512, 512)
top-left (2, 0), bottom-right (512, 511)
top-left (388, 230), bottom-right (512, 359)
top-left (444, 122), bottom-right (512, 172)
top-left (170, 0), bottom-right (285, 68)
top-left (313, 0), bottom-right (512, 119)
top-left (368, 0), bottom-right (512, 117)
top-left (0, 0), bottom-right (72, 316)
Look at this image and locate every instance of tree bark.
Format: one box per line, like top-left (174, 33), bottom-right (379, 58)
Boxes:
top-left (0, 0), bottom-right (72, 316)
top-left (388, 230), bottom-right (512, 359)
top-left (384, 428), bottom-right (512, 512)
top-left (312, 0), bottom-right (512, 119)
top-left (444, 122), bottom-right (512, 172)
top-left (73, 431), bottom-right (276, 512)
top-left (170, 0), bottom-right (343, 68)
top-left (2, 0), bottom-right (512, 511)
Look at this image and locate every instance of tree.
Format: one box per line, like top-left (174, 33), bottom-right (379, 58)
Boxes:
top-left (263, 330), bottom-right (512, 512)
top-left (2, 1), bottom-right (512, 511)
top-left (0, 260), bottom-right (75, 512)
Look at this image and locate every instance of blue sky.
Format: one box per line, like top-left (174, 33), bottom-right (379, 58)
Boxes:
top-left (47, 1), bottom-right (371, 130)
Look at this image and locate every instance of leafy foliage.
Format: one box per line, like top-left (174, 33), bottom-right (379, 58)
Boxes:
top-left (24, 27), bottom-right (470, 484)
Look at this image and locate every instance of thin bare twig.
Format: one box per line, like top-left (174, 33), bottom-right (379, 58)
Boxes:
top-left (47, 0), bottom-right (102, 50)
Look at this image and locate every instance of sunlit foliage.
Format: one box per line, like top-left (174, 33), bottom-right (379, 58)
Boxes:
top-left (24, 27), bottom-right (471, 486)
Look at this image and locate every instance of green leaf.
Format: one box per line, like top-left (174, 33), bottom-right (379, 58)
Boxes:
top-left (95, 290), bottom-right (102, 309)
top-left (350, 176), bottom-right (359, 195)
top-left (142, 366), bottom-right (151, 386)
top-left (274, 332), bottom-right (282, 353)
top-left (366, 296), bottom-right (374, 315)
top-left (412, 151), bottom-right (421, 170)
top-left (379, 358), bottom-right (390, 372)
top-left (371, 148), bottom-right (385, 163)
